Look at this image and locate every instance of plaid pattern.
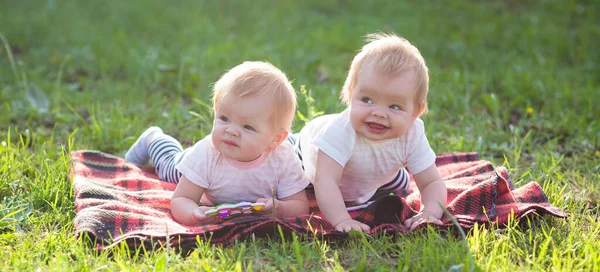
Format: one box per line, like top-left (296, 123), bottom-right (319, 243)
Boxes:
top-left (70, 150), bottom-right (567, 250)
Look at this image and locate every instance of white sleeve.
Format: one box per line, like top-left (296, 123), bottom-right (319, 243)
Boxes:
top-left (276, 150), bottom-right (311, 199)
top-left (311, 113), bottom-right (356, 167)
top-left (405, 119), bottom-right (437, 175)
top-left (175, 137), bottom-right (212, 188)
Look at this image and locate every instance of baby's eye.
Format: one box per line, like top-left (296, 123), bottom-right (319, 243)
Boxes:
top-left (390, 104), bottom-right (402, 110)
top-left (219, 115), bottom-right (229, 122)
top-left (361, 97), bottom-right (373, 104)
top-left (243, 125), bottom-right (256, 131)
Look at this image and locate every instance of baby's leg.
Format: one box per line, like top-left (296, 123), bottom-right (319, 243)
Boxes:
top-left (125, 126), bottom-right (163, 165)
top-left (371, 168), bottom-right (410, 199)
top-left (286, 133), bottom-right (305, 171)
top-left (147, 133), bottom-right (184, 183)
top-left (286, 133), bottom-right (299, 146)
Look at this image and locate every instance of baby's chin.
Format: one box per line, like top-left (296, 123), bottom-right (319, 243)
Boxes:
top-left (357, 129), bottom-right (398, 142)
top-left (216, 146), bottom-right (239, 159)
top-left (222, 151), bottom-right (261, 163)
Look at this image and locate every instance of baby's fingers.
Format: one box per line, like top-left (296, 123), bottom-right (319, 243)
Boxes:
top-left (193, 207), bottom-right (217, 224)
top-left (254, 199), bottom-right (274, 216)
top-left (358, 222), bottom-right (371, 232)
top-left (193, 209), bottom-right (208, 221)
top-left (335, 224), bottom-right (350, 232)
top-left (408, 217), bottom-right (427, 231)
top-left (335, 220), bottom-right (370, 233)
top-left (429, 218), bottom-right (443, 225)
top-left (406, 216), bottom-right (443, 231)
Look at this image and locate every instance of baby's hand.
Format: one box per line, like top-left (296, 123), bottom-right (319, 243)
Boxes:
top-left (404, 211), bottom-right (443, 231)
top-left (254, 198), bottom-right (277, 216)
top-left (192, 206), bottom-right (218, 224)
top-left (335, 218), bottom-right (370, 233)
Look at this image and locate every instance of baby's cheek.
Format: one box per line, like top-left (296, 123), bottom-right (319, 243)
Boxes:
top-left (211, 132), bottom-right (220, 144)
top-left (348, 110), bottom-right (363, 129)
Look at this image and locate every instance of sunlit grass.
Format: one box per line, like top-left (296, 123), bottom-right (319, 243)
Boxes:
top-left (1, 0), bottom-right (599, 270)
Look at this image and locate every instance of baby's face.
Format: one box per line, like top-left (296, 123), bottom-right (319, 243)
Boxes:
top-left (212, 95), bottom-right (281, 162)
top-left (349, 62), bottom-right (420, 141)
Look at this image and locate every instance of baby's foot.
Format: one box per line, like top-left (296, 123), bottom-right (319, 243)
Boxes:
top-left (125, 126), bottom-right (163, 166)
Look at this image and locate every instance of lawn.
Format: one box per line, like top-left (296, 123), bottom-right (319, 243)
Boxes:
top-left (1, 0), bottom-right (599, 271)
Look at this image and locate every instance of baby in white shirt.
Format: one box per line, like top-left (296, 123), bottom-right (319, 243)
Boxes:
top-left (296, 33), bottom-right (447, 232)
top-left (125, 61), bottom-right (309, 225)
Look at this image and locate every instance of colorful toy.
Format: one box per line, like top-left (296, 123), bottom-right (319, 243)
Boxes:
top-left (204, 201), bottom-right (266, 219)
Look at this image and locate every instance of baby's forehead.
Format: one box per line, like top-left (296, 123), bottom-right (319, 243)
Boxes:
top-left (357, 85), bottom-right (414, 101)
top-left (358, 66), bottom-right (418, 85)
top-left (355, 69), bottom-right (418, 99)
top-left (219, 93), bottom-right (274, 105)
top-left (359, 58), bottom-right (414, 76)
top-left (217, 95), bottom-right (278, 120)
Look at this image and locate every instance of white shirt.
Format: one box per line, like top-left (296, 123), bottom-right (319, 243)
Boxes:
top-left (298, 109), bottom-right (436, 203)
top-left (176, 136), bottom-right (309, 205)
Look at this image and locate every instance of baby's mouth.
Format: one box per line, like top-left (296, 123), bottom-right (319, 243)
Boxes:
top-left (223, 140), bottom-right (239, 147)
top-left (366, 122), bottom-right (388, 133)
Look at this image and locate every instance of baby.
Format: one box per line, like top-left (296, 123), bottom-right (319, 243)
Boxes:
top-left (125, 61), bottom-right (310, 225)
top-left (295, 33), bottom-right (447, 232)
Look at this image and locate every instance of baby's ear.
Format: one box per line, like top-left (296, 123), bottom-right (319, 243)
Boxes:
top-left (269, 131), bottom-right (289, 149)
top-left (413, 105), bottom-right (425, 117)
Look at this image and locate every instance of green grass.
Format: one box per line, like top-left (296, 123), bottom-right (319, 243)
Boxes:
top-left (1, 0), bottom-right (599, 270)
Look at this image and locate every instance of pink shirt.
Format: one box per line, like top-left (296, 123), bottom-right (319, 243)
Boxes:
top-left (176, 136), bottom-right (309, 205)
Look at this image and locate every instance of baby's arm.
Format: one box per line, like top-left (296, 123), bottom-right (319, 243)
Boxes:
top-left (404, 164), bottom-right (447, 230)
top-left (256, 190), bottom-right (308, 217)
top-left (314, 150), bottom-right (370, 232)
top-left (170, 175), bottom-right (212, 225)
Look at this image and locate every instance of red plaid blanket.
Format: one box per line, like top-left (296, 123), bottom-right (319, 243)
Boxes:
top-left (70, 150), bottom-right (566, 250)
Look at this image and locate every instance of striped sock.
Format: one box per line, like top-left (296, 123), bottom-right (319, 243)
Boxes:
top-left (124, 126), bottom-right (163, 166)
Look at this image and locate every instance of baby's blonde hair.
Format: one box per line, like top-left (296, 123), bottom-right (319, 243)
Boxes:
top-left (212, 61), bottom-right (297, 132)
top-left (340, 32), bottom-right (430, 115)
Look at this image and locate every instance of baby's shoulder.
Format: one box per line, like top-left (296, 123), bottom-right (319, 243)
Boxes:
top-left (303, 113), bottom-right (343, 130)
top-left (312, 112), bottom-right (354, 135)
top-left (270, 141), bottom-right (296, 159)
top-left (185, 136), bottom-right (221, 163)
top-left (407, 118), bottom-right (426, 136)
top-left (189, 135), bottom-right (216, 152)
top-left (412, 118), bottom-right (425, 128)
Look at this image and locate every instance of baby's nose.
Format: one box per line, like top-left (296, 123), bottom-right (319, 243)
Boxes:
top-left (372, 110), bottom-right (386, 118)
top-left (226, 127), bottom-right (240, 136)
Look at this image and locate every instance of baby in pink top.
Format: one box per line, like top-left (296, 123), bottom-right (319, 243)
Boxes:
top-left (125, 61), bottom-right (309, 225)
